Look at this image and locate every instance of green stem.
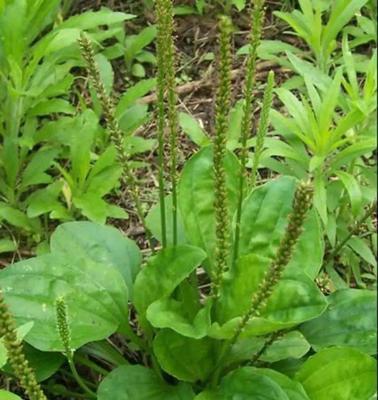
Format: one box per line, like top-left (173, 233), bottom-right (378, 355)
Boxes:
top-left (211, 16), bottom-right (233, 300)
top-left (163, 0), bottom-right (179, 246)
top-left (155, 0), bottom-right (168, 248)
top-left (75, 354), bottom-right (110, 376)
top-left (67, 357), bottom-right (97, 399)
top-left (232, 0), bottom-right (265, 268)
top-left (250, 70), bottom-right (275, 189)
top-left (119, 322), bottom-right (148, 352)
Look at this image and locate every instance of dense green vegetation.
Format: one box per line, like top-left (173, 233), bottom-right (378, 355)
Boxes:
top-left (0, 0), bottom-right (376, 399)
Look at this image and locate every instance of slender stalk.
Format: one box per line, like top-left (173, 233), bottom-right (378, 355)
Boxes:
top-left (250, 70), bottom-right (275, 188)
top-left (233, 0), bottom-right (266, 267)
top-left (0, 290), bottom-right (47, 400)
top-left (211, 16), bottom-right (233, 300)
top-left (155, 0), bottom-right (169, 248)
top-left (159, 0), bottom-right (179, 246)
top-left (249, 329), bottom-right (286, 365)
top-left (55, 298), bottom-right (96, 399)
top-left (78, 34), bottom-right (155, 252)
top-left (211, 180), bottom-right (314, 385)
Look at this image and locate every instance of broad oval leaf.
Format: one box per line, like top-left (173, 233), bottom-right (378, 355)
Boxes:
top-left (50, 222), bottom-right (141, 298)
top-left (295, 347), bottom-right (377, 400)
top-left (300, 289), bottom-right (377, 354)
top-left (97, 365), bottom-right (194, 400)
top-left (219, 367), bottom-right (290, 399)
top-left (251, 368), bottom-right (310, 400)
top-left (214, 254), bottom-right (327, 336)
top-left (133, 245), bottom-right (206, 315)
top-left (239, 176), bottom-right (324, 279)
top-left (228, 331), bottom-right (310, 366)
top-left (153, 330), bottom-right (216, 383)
top-left (0, 253), bottom-right (129, 352)
top-left (147, 298), bottom-right (212, 339)
top-left (178, 145), bottom-right (241, 271)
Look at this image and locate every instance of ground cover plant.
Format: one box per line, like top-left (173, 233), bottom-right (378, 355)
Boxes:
top-left (0, 0), bottom-right (377, 399)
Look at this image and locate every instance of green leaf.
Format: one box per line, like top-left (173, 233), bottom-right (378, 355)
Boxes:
top-left (0, 239), bottom-right (17, 254)
top-left (251, 368), bottom-right (310, 400)
top-left (218, 367), bottom-right (290, 399)
top-left (26, 181), bottom-right (64, 219)
top-left (21, 148), bottom-right (58, 188)
top-left (125, 136), bottom-right (156, 156)
top-left (50, 222), bottom-right (141, 299)
top-left (119, 104), bottom-right (149, 134)
top-left (147, 298), bottom-right (212, 339)
top-left (239, 176), bottom-right (323, 279)
top-left (0, 391), bottom-right (22, 400)
top-left (95, 53), bottom-right (114, 94)
top-left (131, 63), bottom-right (146, 78)
top-left (146, 194), bottom-right (187, 246)
top-left (116, 79), bottom-right (156, 116)
top-left (262, 331), bottom-right (311, 363)
top-left (97, 365), bottom-right (194, 400)
top-left (133, 245), bottom-right (206, 315)
top-left (314, 174), bottom-right (327, 225)
top-left (295, 347), bottom-right (377, 400)
top-left (125, 26), bottom-right (157, 66)
top-left (68, 110), bottom-right (98, 185)
top-left (347, 236), bottom-right (377, 267)
top-left (231, 0), bottom-right (246, 11)
top-left (335, 171), bottom-right (363, 216)
top-left (0, 253), bottom-right (129, 352)
top-left (301, 289), bottom-right (377, 355)
top-left (28, 99), bottom-right (76, 116)
top-left (153, 330), bottom-right (215, 382)
top-left (178, 145), bottom-right (241, 270)
top-left (214, 254), bottom-right (327, 337)
top-left (330, 138), bottom-right (377, 170)
top-left (228, 331), bottom-right (310, 365)
top-left (323, 0), bottom-right (369, 51)
top-left (60, 8), bottom-right (135, 29)
top-left (0, 203), bottom-right (37, 232)
top-left (179, 112), bottom-right (210, 147)
top-left (73, 194), bottom-right (112, 224)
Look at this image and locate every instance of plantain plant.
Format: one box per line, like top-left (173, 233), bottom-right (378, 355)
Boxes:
top-left (0, 0), bottom-right (376, 399)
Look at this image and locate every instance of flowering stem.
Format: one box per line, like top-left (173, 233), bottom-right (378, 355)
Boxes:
top-left (0, 290), bottom-right (47, 400)
top-left (155, 0), bottom-right (169, 248)
top-left (211, 16), bottom-right (233, 300)
top-left (250, 70), bottom-right (275, 189)
top-left (78, 33), bottom-right (155, 252)
top-left (163, 0), bottom-right (179, 246)
top-left (56, 298), bottom-right (96, 399)
top-left (232, 0), bottom-right (266, 268)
